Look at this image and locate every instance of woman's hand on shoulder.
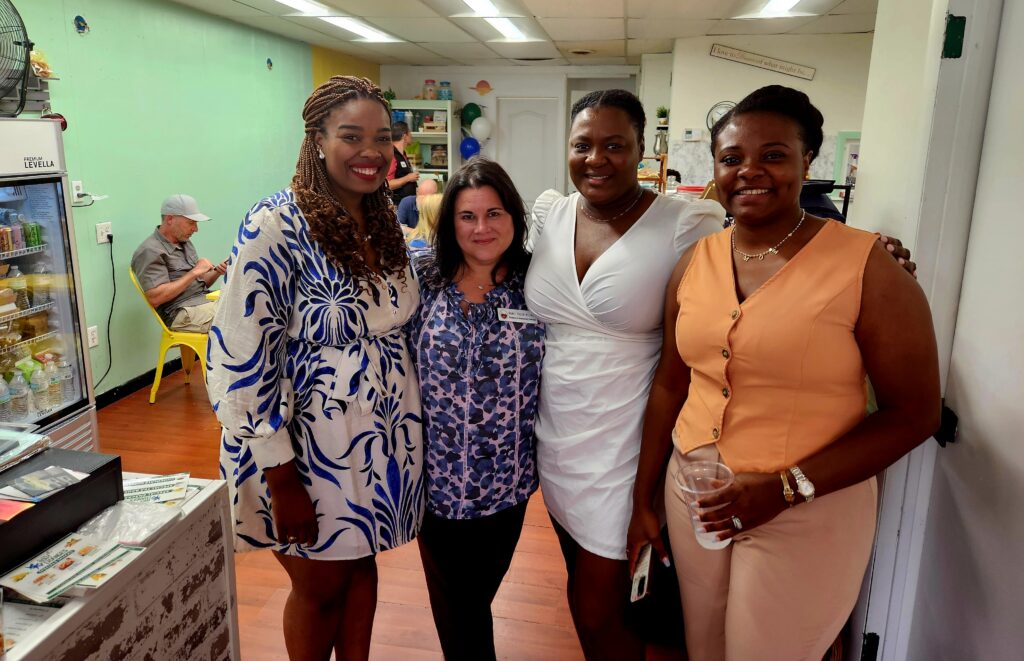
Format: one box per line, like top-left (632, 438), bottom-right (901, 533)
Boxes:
top-left (264, 462), bottom-right (319, 547)
top-left (877, 235), bottom-right (917, 278)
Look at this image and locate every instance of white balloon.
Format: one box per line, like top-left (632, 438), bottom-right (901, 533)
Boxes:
top-left (470, 116), bottom-right (492, 141)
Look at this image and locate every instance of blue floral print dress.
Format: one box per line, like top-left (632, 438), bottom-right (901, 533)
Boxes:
top-left (207, 189), bottom-right (423, 559)
top-left (408, 254), bottom-right (543, 520)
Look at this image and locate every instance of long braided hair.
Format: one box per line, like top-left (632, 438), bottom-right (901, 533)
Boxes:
top-left (292, 75), bottom-right (408, 291)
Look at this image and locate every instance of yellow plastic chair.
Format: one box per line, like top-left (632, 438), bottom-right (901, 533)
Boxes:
top-left (129, 268), bottom-right (208, 404)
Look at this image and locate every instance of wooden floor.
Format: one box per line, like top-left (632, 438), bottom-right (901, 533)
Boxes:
top-left (96, 369), bottom-right (586, 661)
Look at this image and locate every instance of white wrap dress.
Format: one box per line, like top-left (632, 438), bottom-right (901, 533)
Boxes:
top-left (524, 192), bottom-right (724, 559)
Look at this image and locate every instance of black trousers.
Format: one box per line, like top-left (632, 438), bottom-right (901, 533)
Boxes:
top-left (417, 500), bottom-right (529, 661)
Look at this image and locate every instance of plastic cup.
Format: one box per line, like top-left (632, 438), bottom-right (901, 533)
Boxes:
top-left (674, 459), bottom-right (735, 550)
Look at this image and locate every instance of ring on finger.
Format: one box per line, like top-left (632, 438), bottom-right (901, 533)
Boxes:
top-left (731, 515), bottom-right (743, 530)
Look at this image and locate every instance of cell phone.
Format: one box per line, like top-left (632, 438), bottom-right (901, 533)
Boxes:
top-left (630, 543), bottom-right (652, 603)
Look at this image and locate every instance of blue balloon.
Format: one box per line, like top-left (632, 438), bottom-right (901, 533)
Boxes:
top-left (460, 136), bottom-right (481, 160)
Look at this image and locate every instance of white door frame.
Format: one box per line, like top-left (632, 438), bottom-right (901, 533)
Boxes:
top-left (851, 2), bottom-right (1005, 659)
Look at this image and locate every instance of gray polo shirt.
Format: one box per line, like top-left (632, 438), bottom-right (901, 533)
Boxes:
top-left (131, 228), bottom-right (210, 325)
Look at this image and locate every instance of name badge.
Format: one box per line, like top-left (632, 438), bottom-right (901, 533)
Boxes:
top-left (498, 308), bottom-right (539, 325)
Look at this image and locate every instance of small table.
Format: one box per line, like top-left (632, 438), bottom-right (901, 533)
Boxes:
top-left (6, 479), bottom-right (240, 661)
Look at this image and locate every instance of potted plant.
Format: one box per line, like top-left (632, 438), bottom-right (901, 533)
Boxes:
top-left (656, 106), bottom-right (669, 125)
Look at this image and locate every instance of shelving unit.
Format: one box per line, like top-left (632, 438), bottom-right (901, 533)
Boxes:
top-left (390, 100), bottom-right (462, 186)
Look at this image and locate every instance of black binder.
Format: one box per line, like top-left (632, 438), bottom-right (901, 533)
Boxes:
top-left (0, 448), bottom-right (123, 572)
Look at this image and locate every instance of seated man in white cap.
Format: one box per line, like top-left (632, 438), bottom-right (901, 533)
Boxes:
top-left (130, 194), bottom-right (225, 333)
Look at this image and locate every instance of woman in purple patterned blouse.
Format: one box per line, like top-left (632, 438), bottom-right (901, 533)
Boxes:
top-left (407, 158), bottom-right (544, 661)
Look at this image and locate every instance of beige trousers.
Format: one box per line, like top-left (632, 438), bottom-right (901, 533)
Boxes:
top-left (170, 301), bottom-right (217, 333)
top-left (665, 447), bottom-right (877, 661)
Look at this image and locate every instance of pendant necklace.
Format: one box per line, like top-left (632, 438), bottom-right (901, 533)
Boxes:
top-left (580, 187), bottom-right (645, 223)
top-left (731, 209), bottom-right (806, 262)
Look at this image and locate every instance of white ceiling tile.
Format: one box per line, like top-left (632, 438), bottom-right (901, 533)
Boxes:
top-left (829, 0), bottom-right (879, 14)
top-left (566, 56), bottom-right (628, 65)
top-left (511, 57), bottom-right (570, 66)
top-left (232, 15), bottom-right (376, 54)
top-left (628, 0), bottom-right (751, 20)
top-left (556, 40), bottom-right (626, 57)
top-left (708, 17), bottom-right (818, 35)
top-left (484, 40), bottom-right (562, 59)
top-left (522, 0), bottom-right (624, 19)
top-left (323, 0), bottom-right (441, 17)
top-left (537, 17), bottom-right (625, 41)
top-left (788, 13), bottom-right (876, 33)
top-left (452, 57), bottom-right (515, 66)
top-left (354, 42), bottom-right (458, 64)
top-left (171, 0), bottom-right (272, 17)
top-left (627, 18), bottom-right (719, 39)
top-left (362, 17), bottom-right (478, 42)
top-left (626, 38), bottom-right (674, 56)
top-left (418, 42), bottom-right (503, 59)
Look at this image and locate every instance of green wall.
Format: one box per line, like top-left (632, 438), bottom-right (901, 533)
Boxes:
top-left (15, 0), bottom-right (312, 396)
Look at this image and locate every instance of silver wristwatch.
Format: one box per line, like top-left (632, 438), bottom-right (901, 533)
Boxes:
top-left (788, 466), bottom-right (815, 503)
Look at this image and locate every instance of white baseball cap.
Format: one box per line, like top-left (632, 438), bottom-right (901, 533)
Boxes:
top-left (160, 194), bottom-right (211, 221)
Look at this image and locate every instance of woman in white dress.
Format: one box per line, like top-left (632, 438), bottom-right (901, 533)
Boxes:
top-left (207, 76), bottom-right (422, 661)
top-left (524, 90), bottom-right (725, 660)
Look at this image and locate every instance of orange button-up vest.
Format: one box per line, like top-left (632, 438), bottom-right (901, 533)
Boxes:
top-left (673, 220), bottom-right (878, 474)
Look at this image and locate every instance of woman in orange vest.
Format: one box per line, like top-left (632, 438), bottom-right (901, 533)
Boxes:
top-left (627, 85), bottom-right (941, 661)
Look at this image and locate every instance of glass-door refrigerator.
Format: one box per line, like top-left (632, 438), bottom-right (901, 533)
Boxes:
top-left (0, 118), bottom-right (98, 450)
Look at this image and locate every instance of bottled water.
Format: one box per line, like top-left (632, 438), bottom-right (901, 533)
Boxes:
top-left (46, 359), bottom-right (62, 408)
top-left (9, 265), bottom-right (29, 311)
top-left (0, 375), bottom-right (10, 422)
top-left (57, 359), bottom-right (74, 402)
top-left (32, 260), bottom-right (53, 306)
top-left (29, 367), bottom-right (49, 412)
top-left (9, 372), bottom-right (29, 420)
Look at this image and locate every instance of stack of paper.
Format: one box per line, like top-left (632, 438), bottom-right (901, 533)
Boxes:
top-left (0, 429), bottom-right (49, 473)
top-left (122, 473), bottom-right (189, 504)
top-left (0, 534), bottom-right (122, 603)
top-left (0, 466), bottom-right (85, 502)
top-left (1, 600), bottom-right (62, 655)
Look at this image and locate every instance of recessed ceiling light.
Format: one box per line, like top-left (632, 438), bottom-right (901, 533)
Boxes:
top-left (464, 0), bottom-right (500, 15)
top-left (273, 0), bottom-right (401, 42)
top-left (485, 16), bottom-right (525, 41)
top-left (733, 0), bottom-right (814, 19)
top-left (320, 16), bottom-right (400, 42)
top-left (275, 0), bottom-right (330, 15)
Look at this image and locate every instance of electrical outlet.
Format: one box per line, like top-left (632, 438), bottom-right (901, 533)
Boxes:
top-left (96, 222), bottom-right (112, 244)
top-left (71, 180), bottom-right (84, 199)
top-left (87, 325), bottom-right (99, 348)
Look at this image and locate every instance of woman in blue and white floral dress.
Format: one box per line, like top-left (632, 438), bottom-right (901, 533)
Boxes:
top-left (207, 76), bottom-right (422, 661)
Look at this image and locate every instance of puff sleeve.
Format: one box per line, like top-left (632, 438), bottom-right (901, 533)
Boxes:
top-left (674, 198), bottom-right (726, 256)
top-left (207, 201), bottom-right (297, 470)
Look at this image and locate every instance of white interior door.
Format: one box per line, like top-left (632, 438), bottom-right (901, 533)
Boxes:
top-left (495, 97), bottom-right (561, 212)
top-left (900, 3), bottom-right (1024, 658)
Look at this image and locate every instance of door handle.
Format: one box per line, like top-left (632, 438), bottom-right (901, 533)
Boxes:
top-left (934, 400), bottom-right (959, 447)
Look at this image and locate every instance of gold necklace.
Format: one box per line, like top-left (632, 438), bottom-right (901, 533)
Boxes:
top-left (579, 188), bottom-right (645, 223)
top-left (731, 209), bottom-right (806, 262)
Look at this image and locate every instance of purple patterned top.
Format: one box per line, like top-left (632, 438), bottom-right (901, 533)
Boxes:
top-left (409, 254), bottom-right (543, 520)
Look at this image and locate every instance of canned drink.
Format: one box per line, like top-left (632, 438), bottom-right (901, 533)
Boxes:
top-left (0, 227), bottom-right (12, 253)
top-left (24, 222), bottom-right (40, 247)
top-left (10, 223), bottom-right (24, 250)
